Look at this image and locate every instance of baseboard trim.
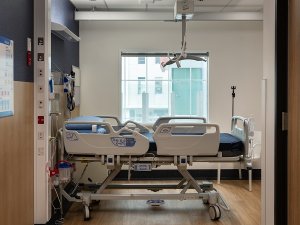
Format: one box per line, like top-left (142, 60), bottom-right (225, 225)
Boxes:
top-left (115, 169), bottom-right (261, 180)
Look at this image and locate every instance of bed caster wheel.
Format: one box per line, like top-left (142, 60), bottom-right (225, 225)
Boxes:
top-left (83, 205), bottom-right (91, 221)
top-left (209, 205), bottom-right (221, 220)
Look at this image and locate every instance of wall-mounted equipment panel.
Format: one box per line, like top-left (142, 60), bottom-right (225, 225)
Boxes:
top-left (0, 36), bottom-right (14, 118)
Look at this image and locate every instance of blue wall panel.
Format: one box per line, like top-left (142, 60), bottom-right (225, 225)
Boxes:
top-left (0, 0), bottom-right (33, 82)
top-left (51, 0), bottom-right (79, 73)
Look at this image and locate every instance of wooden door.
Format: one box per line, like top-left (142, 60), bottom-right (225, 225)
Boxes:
top-left (288, 0), bottom-right (300, 224)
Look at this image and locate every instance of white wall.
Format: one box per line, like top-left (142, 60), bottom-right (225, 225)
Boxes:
top-left (262, 0), bottom-right (276, 224)
top-left (80, 21), bottom-right (263, 132)
top-left (76, 21), bottom-right (263, 183)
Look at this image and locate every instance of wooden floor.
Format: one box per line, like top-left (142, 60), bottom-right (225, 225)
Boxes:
top-left (63, 180), bottom-right (260, 225)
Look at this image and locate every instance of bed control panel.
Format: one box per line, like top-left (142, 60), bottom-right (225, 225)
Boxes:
top-left (134, 163), bottom-right (152, 171)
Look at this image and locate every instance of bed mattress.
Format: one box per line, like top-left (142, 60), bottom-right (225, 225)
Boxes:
top-left (144, 132), bottom-right (244, 157)
top-left (65, 122), bottom-right (244, 157)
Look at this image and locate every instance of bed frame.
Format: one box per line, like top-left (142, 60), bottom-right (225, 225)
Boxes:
top-left (58, 115), bottom-right (253, 221)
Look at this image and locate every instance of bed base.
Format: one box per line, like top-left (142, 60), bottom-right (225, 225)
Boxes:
top-left (61, 160), bottom-right (230, 221)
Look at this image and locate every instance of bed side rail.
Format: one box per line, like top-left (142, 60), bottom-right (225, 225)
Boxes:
top-left (97, 116), bottom-right (150, 133)
top-left (63, 120), bottom-right (149, 155)
top-left (96, 115), bottom-right (122, 126)
top-left (123, 120), bottom-right (150, 133)
top-left (153, 116), bottom-right (207, 131)
top-left (153, 123), bottom-right (220, 156)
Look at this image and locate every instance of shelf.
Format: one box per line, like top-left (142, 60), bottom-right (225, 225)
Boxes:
top-left (51, 22), bottom-right (80, 42)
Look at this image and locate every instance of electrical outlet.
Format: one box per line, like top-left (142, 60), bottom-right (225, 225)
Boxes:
top-left (39, 68), bottom-right (43, 77)
top-left (38, 100), bottom-right (44, 109)
top-left (38, 85), bottom-right (44, 93)
top-left (38, 131), bottom-right (44, 140)
top-left (38, 147), bottom-right (44, 156)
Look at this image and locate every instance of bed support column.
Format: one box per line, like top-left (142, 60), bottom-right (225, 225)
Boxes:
top-left (176, 178), bottom-right (187, 188)
top-left (217, 152), bottom-right (222, 184)
top-left (217, 164), bottom-right (221, 184)
top-left (248, 169), bottom-right (252, 191)
top-left (177, 165), bottom-right (202, 193)
top-left (239, 162), bottom-right (243, 179)
top-left (96, 164), bottom-right (122, 194)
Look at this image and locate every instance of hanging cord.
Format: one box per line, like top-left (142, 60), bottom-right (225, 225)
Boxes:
top-left (49, 180), bottom-right (64, 224)
top-left (66, 93), bottom-right (75, 111)
top-left (66, 71), bottom-right (75, 112)
top-left (70, 163), bottom-right (89, 196)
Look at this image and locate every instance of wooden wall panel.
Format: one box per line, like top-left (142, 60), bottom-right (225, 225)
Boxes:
top-left (288, 0), bottom-right (300, 224)
top-left (0, 82), bottom-right (34, 225)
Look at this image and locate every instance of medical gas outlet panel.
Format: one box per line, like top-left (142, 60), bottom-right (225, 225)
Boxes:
top-left (34, 0), bottom-right (52, 223)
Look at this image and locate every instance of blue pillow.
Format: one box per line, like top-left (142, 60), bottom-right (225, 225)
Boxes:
top-left (65, 116), bottom-right (103, 130)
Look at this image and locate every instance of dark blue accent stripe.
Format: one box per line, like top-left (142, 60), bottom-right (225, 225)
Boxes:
top-left (0, 36), bottom-right (12, 45)
top-left (51, 0), bottom-right (79, 36)
top-left (0, 0), bottom-right (33, 82)
top-left (51, 0), bottom-right (79, 73)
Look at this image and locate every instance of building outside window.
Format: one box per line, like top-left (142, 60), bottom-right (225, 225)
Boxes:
top-left (155, 57), bottom-right (160, 64)
top-left (138, 57), bottom-right (145, 64)
top-left (121, 53), bottom-right (209, 123)
top-left (137, 77), bottom-right (145, 94)
top-left (155, 77), bottom-right (163, 94)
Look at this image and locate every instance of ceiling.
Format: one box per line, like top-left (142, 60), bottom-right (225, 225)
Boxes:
top-left (70, 0), bottom-right (263, 21)
top-left (70, 0), bottom-right (263, 13)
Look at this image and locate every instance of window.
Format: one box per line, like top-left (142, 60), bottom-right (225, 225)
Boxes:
top-left (121, 53), bottom-right (209, 123)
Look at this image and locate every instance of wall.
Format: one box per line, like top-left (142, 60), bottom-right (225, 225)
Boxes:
top-left (76, 21), bottom-right (263, 183)
top-left (262, 0), bottom-right (276, 224)
top-left (0, 0), bottom-right (34, 225)
top-left (80, 21), bottom-right (263, 132)
top-left (51, 0), bottom-right (79, 73)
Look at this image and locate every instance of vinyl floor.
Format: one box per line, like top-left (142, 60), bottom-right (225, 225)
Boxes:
top-left (62, 180), bottom-right (261, 225)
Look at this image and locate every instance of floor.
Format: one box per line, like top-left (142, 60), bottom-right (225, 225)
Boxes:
top-left (63, 180), bottom-right (261, 225)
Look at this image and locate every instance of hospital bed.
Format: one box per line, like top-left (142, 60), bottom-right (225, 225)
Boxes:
top-left (60, 115), bottom-right (252, 221)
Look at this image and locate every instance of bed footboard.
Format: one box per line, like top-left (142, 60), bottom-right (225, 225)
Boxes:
top-left (153, 123), bottom-right (220, 156)
top-left (152, 116), bottom-right (207, 131)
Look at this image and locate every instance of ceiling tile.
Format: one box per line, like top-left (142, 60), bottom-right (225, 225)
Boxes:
top-left (194, 6), bottom-right (224, 13)
top-left (194, 0), bottom-right (231, 7)
top-left (70, 0), bottom-right (264, 12)
top-left (228, 0), bottom-right (264, 6)
top-left (222, 6), bottom-right (263, 12)
top-left (70, 0), bottom-right (106, 9)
